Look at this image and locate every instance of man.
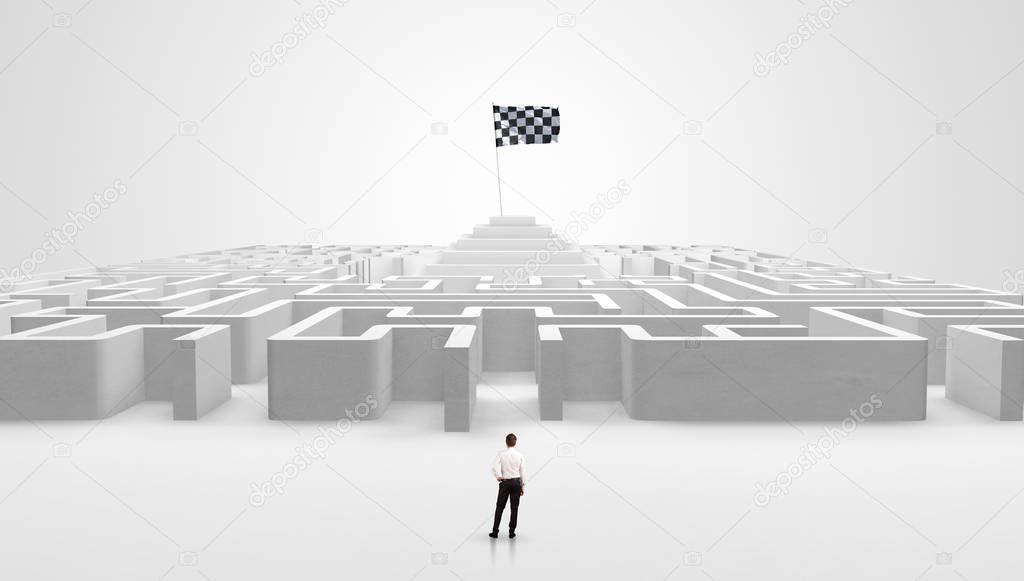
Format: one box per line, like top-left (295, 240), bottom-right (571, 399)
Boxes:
top-left (489, 433), bottom-right (526, 539)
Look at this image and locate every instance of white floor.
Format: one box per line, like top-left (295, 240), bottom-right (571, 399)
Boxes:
top-left (1, 374), bottom-right (1022, 580)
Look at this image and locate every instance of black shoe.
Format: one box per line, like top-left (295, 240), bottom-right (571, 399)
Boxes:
top-left (488, 532), bottom-right (498, 539)
top-left (509, 532), bottom-right (516, 539)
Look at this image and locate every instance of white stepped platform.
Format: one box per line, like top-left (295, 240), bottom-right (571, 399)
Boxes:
top-left (487, 215), bottom-right (536, 226)
top-left (453, 238), bottom-right (566, 251)
top-left (472, 225), bottom-right (554, 238)
top-left (421, 263), bottom-right (606, 280)
top-left (439, 250), bottom-right (590, 264)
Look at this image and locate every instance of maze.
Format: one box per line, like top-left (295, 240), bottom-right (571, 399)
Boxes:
top-left (1, 216), bottom-right (1022, 430)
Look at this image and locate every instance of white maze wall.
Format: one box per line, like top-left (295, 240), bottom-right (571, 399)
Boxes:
top-left (1, 216), bottom-right (1022, 430)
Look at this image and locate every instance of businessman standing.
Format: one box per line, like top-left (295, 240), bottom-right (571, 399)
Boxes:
top-left (490, 433), bottom-right (526, 539)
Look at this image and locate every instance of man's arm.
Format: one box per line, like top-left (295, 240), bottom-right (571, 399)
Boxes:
top-left (519, 455), bottom-right (526, 491)
top-left (491, 454), bottom-right (503, 481)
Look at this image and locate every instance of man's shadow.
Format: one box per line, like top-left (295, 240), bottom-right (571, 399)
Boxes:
top-left (489, 535), bottom-right (517, 566)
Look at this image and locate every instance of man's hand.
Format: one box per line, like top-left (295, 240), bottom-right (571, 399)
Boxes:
top-left (519, 489), bottom-right (525, 496)
top-left (496, 477), bottom-right (503, 482)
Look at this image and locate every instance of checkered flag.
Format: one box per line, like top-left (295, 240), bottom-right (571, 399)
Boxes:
top-left (493, 105), bottom-right (560, 147)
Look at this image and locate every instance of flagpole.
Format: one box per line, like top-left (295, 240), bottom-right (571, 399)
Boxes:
top-left (492, 102), bottom-right (503, 217)
top-left (494, 146), bottom-right (504, 217)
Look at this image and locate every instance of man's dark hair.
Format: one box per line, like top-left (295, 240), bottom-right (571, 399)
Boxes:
top-left (505, 433), bottom-right (517, 447)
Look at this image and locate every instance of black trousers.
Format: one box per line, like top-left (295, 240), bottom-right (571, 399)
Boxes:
top-left (492, 478), bottom-right (522, 534)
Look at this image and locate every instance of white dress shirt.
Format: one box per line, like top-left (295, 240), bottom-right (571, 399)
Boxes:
top-left (492, 447), bottom-right (526, 487)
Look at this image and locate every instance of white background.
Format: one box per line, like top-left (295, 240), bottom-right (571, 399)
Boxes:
top-left (4, 377), bottom-right (1023, 581)
top-left (3, 3), bottom-right (1024, 579)
top-left (1, 0), bottom-right (1022, 289)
